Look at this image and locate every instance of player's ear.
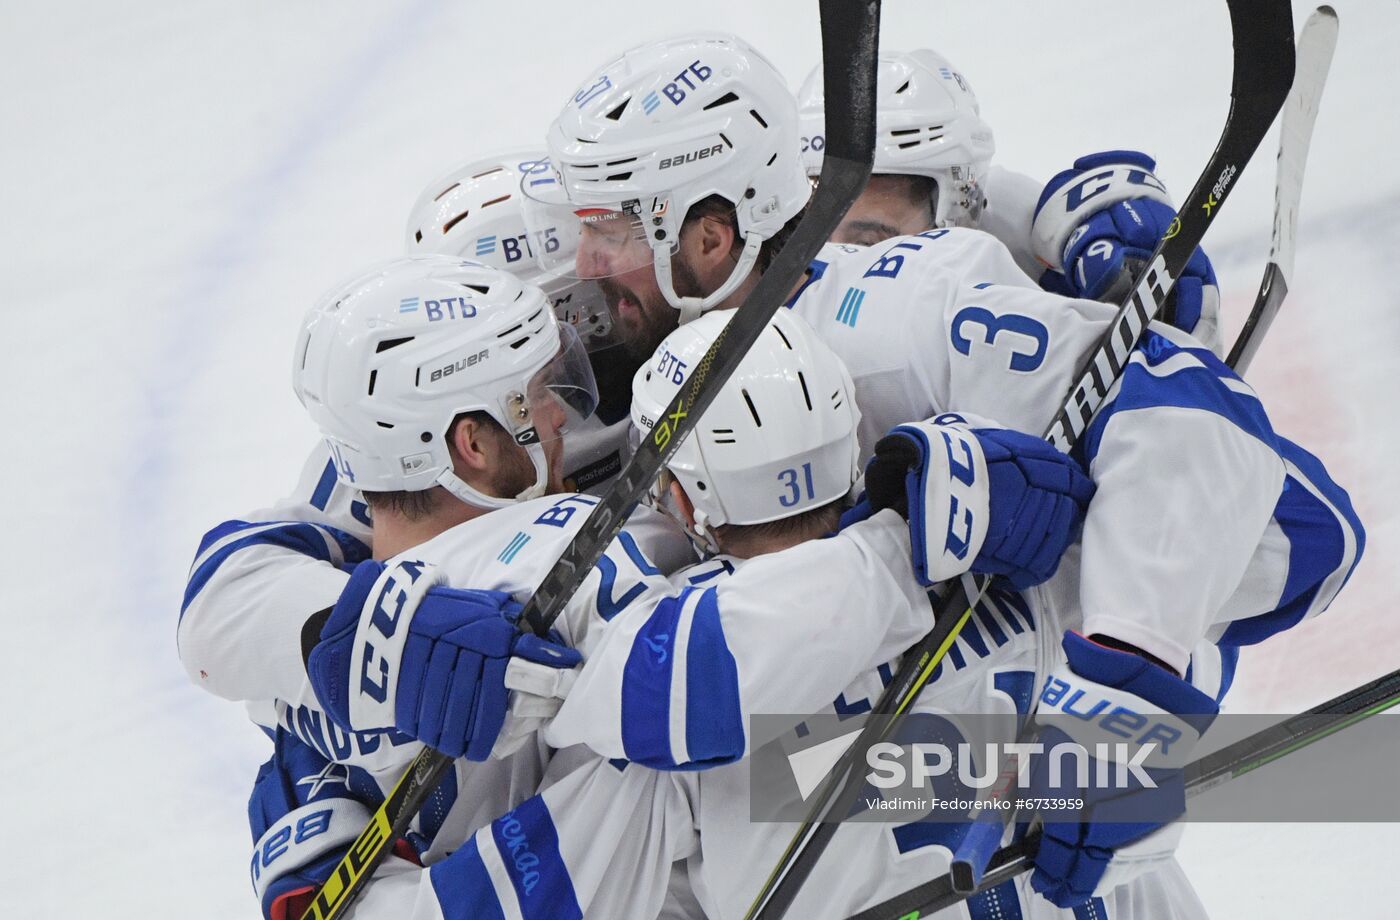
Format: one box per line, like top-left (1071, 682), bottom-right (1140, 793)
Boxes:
top-left (688, 210), bottom-right (738, 271)
top-left (448, 415), bottom-right (494, 475)
top-left (667, 478), bottom-right (699, 530)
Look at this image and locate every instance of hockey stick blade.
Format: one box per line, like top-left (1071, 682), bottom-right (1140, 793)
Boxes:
top-left (744, 3), bottom-right (1295, 917)
top-left (1226, 5), bottom-right (1337, 374)
top-left (298, 4), bottom-right (882, 918)
top-left (849, 662), bottom-right (1400, 920)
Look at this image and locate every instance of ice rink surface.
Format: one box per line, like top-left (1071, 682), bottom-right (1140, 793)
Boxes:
top-left (4, 1), bottom-right (1398, 915)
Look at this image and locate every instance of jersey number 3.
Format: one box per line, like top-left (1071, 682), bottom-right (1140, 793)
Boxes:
top-left (951, 306), bottom-right (1048, 373)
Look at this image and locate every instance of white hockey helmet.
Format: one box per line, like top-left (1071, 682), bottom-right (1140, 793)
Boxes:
top-left (294, 255), bottom-right (598, 510)
top-left (522, 33), bottom-right (811, 323)
top-left (630, 309), bottom-right (861, 552)
top-left (797, 48), bottom-right (995, 227)
top-left (404, 150), bottom-right (616, 350)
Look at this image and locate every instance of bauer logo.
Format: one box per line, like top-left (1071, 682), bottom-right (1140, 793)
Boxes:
top-left (659, 143), bottom-right (724, 170)
top-left (428, 349), bottom-right (489, 383)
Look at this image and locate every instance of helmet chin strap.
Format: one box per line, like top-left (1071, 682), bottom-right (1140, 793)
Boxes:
top-left (646, 470), bottom-right (723, 556)
top-left (434, 440), bottom-right (550, 511)
top-left (653, 234), bottom-right (764, 325)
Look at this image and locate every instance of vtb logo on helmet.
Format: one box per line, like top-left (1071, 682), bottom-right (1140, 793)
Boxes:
top-left (522, 33), bottom-right (811, 323)
top-left (293, 255), bottom-right (598, 511)
top-left (404, 151), bottom-right (615, 351)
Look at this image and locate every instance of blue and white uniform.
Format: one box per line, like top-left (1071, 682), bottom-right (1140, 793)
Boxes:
top-left (788, 229), bottom-right (1361, 671)
top-left (255, 565), bottom-right (1228, 920)
top-left (242, 496), bottom-right (940, 919)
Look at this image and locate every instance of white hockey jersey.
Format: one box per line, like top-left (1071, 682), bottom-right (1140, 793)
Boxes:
top-left (242, 494), bottom-right (948, 915)
top-left (784, 229), bottom-right (1361, 671)
top-left (260, 553), bottom-right (1224, 920)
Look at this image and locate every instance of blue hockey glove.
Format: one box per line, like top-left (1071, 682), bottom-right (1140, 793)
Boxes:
top-left (307, 559), bottom-right (581, 760)
top-left (248, 730), bottom-right (375, 920)
top-left (1032, 150), bottom-right (1219, 342)
top-left (864, 414), bottom-right (1095, 590)
top-left (1027, 632), bottom-right (1219, 908)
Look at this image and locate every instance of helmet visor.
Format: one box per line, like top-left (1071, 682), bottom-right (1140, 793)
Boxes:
top-left (513, 322), bottom-right (599, 448)
top-left (546, 277), bottom-right (619, 352)
top-left (520, 170), bottom-right (666, 282)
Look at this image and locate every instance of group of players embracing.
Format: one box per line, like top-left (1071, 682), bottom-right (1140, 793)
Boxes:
top-left (179, 32), bottom-right (1364, 920)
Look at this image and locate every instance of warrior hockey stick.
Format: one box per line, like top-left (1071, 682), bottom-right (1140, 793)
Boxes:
top-left (297, 4), bottom-right (882, 918)
top-left (1227, 4), bottom-right (1338, 375)
top-left (946, 6), bottom-right (1338, 893)
top-left (743, 3), bottom-right (1295, 917)
top-left (851, 14), bottom-right (1342, 905)
top-left (847, 662), bottom-right (1400, 920)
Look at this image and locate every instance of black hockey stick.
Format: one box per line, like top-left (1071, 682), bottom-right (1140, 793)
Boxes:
top-left (742, 3), bottom-right (1295, 917)
top-left (847, 11), bottom-right (1338, 913)
top-left (847, 663), bottom-right (1400, 919)
top-left (297, 4), bottom-right (882, 918)
top-left (945, 6), bottom-right (1336, 892)
top-left (1227, 5), bottom-right (1338, 375)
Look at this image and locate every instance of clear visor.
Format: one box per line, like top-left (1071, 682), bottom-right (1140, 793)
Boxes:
top-left (545, 277), bottom-right (619, 352)
top-left (519, 169), bottom-right (667, 282)
top-left (507, 322), bottom-right (599, 447)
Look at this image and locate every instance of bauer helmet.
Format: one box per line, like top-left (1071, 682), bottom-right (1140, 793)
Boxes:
top-left (797, 48), bottom-right (994, 228)
top-left (405, 150), bottom-right (615, 350)
top-left (294, 255), bottom-right (598, 510)
top-left (629, 309), bottom-right (860, 552)
top-left (522, 33), bottom-right (810, 323)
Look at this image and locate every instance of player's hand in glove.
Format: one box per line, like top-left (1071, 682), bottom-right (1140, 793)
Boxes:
top-left (1032, 150), bottom-right (1220, 347)
top-left (864, 413), bottom-right (1094, 589)
top-left (307, 559), bottom-right (581, 760)
top-left (249, 730), bottom-right (379, 920)
top-left (1027, 632), bottom-right (1219, 907)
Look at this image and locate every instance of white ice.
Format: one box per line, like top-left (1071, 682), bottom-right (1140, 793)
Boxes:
top-left (4, 1), bottom-right (1397, 916)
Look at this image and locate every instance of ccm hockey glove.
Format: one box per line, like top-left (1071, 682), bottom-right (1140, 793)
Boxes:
top-left (307, 559), bottom-right (581, 760)
top-left (1032, 150), bottom-right (1220, 348)
top-left (1027, 632), bottom-right (1219, 908)
top-left (865, 413), bottom-right (1094, 589)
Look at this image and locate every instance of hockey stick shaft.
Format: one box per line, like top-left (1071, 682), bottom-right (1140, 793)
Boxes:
top-left (848, 12), bottom-right (1338, 910)
top-left (1226, 4), bottom-right (1337, 375)
top-left (743, 3), bottom-right (1295, 917)
top-left (297, 4), bottom-right (882, 918)
top-left (849, 664), bottom-right (1400, 920)
top-left (948, 6), bottom-right (1337, 891)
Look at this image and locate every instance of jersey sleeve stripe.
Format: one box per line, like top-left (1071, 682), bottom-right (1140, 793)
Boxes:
top-left (683, 587), bottom-right (744, 766)
top-left (487, 797), bottom-right (582, 920)
top-left (621, 590), bottom-right (688, 766)
top-left (1217, 440), bottom-right (1364, 647)
top-left (667, 588), bottom-right (701, 764)
top-left (429, 833), bottom-right (510, 920)
top-left (1078, 335), bottom-right (1277, 469)
top-left (181, 520), bottom-right (369, 618)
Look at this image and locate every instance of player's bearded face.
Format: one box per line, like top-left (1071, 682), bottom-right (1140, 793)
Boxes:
top-left (574, 211), bottom-right (684, 364)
